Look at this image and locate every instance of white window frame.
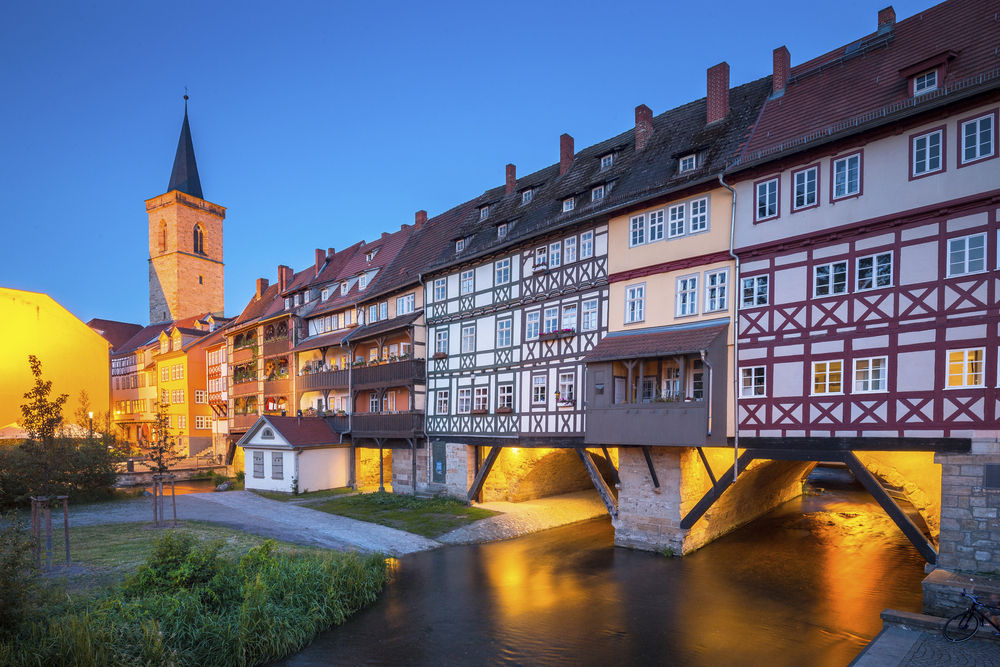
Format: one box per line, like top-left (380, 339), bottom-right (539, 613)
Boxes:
top-left (532, 376), bottom-right (547, 405)
top-left (813, 261), bottom-right (848, 298)
top-left (856, 252), bottom-right (893, 291)
top-left (582, 299), bottom-right (598, 331)
top-left (549, 242), bottom-right (561, 268)
top-left (535, 246), bottom-right (548, 267)
top-left (679, 154), bottom-right (696, 172)
top-left (359, 273), bottom-right (368, 290)
top-left (625, 284), bottom-right (645, 324)
top-left (435, 329), bottom-right (448, 355)
top-left (601, 154), bottom-right (613, 170)
top-left (581, 231), bottom-right (593, 259)
top-left (564, 237), bottom-right (577, 263)
top-left (497, 319), bottom-right (512, 347)
top-left (461, 325), bottom-right (476, 354)
top-left (498, 384), bottom-right (513, 409)
top-left (341, 282), bottom-right (348, 296)
top-left (676, 275), bottom-right (698, 317)
top-left (947, 233), bottom-right (987, 277)
top-left (648, 209), bottom-right (664, 241)
top-left (629, 214), bottom-right (646, 247)
top-left (741, 275), bottom-right (769, 308)
top-left (436, 390), bottom-right (449, 415)
top-left (434, 278), bottom-right (447, 302)
top-left (833, 153), bottom-right (861, 199)
top-left (689, 198), bottom-right (708, 233)
top-left (495, 258), bottom-right (510, 285)
top-left (521, 189), bottom-right (532, 205)
top-left (668, 204), bottom-right (685, 238)
top-left (563, 198), bottom-right (575, 212)
top-left (961, 114), bottom-right (995, 164)
top-left (853, 356), bottom-right (888, 394)
top-left (914, 70), bottom-right (937, 95)
top-left (558, 372), bottom-right (575, 402)
top-left (704, 269), bottom-right (728, 313)
top-left (812, 360), bottom-right (844, 395)
top-left (947, 348), bottom-right (985, 389)
top-left (740, 367), bottom-right (766, 397)
top-left (474, 386), bottom-right (489, 411)
top-left (460, 270), bottom-right (474, 295)
top-left (456, 238), bottom-right (466, 252)
top-left (592, 185), bottom-right (605, 201)
top-left (480, 206), bottom-right (489, 220)
top-left (543, 307), bottom-right (559, 334)
top-left (793, 166), bottom-right (818, 210)
top-left (913, 129), bottom-right (943, 176)
top-left (562, 304), bottom-right (577, 331)
top-left (498, 223), bottom-right (507, 239)
top-left (195, 389), bottom-right (207, 404)
top-left (458, 388), bottom-right (471, 414)
top-left (379, 302), bottom-right (388, 320)
top-left (755, 178), bottom-right (778, 221)
top-left (526, 311), bottom-right (540, 339)
top-left (368, 304), bottom-right (378, 323)
top-left (397, 293), bottom-right (415, 315)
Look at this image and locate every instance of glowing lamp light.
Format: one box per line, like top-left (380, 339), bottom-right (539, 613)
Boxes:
top-left (88, 411), bottom-right (93, 419)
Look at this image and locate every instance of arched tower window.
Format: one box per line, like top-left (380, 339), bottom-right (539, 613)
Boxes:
top-left (159, 221), bottom-right (167, 253)
top-left (193, 224), bottom-right (205, 255)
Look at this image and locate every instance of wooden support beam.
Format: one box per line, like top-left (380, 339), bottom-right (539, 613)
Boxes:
top-left (467, 446), bottom-right (502, 503)
top-left (842, 452), bottom-right (938, 565)
top-left (602, 447), bottom-right (620, 486)
top-left (576, 448), bottom-right (618, 519)
top-left (641, 446), bottom-right (660, 493)
top-left (696, 447), bottom-right (717, 486)
top-left (680, 451), bottom-right (755, 530)
top-left (730, 436), bottom-right (971, 453)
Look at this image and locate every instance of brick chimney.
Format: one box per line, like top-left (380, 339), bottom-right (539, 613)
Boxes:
top-left (773, 46), bottom-right (791, 95)
top-left (327, 247), bottom-right (336, 259)
top-left (878, 5), bottom-right (895, 29)
top-left (315, 248), bottom-right (325, 276)
top-left (506, 164), bottom-right (516, 195)
top-left (278, 265), bottom-right (293, 292)
top-left (635, 105), bottom-right (653, 151)
top-left (560, 134), bottom-right (574, 175)
top-left (256, 278), bottom-right (269, 299)
top-left (707, 62), bottom-right (730, 124)
top-left (415, 210), bottom-right (427, 229)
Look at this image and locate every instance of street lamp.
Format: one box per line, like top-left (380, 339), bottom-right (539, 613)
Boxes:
top-left (88, 411), bottom-right (93, 441)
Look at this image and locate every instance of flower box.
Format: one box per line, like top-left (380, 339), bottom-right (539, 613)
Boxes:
top-left (538, 328), bottom-right (576, 341)
top-left (471, 409), bottom-right (488, 415)
top-left (557, 401), bottom-right (576, 408)
top-left (532, 263), bottom-right (549, 273)
top-left (496, 407), bottom-right (513, 414)
top-left (432, 352), bottom-right (448, 360)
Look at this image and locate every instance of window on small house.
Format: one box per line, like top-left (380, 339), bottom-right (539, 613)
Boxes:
top-left (962, 114), bottom-right (994, 164)
top-left (705, 269), bottom-right (728, 312)
top-left (294, 294), bottom-right (301, 306)
top-left (434, 278), bottom-right (447, 301)
top-left (676, 275), bottom-right (698, 316)
top-left (474, 387), bottom-right (489, 411)
top-left (813, 361), bottom-right (843, 394)
top-left (833, 154), bottom-right (861, 199)
top-left (562, 304), bottom-right (577, 330)
top-left (436, 390), bottom-right (449, 415)
top-left (914, 70), bottom-right (937, 95)
top-left (948, 349), bottom-right (985, 388)
top-left (498, 223), bottom-right (507, 239)
top-left (526, 311), bottom-right (540, 339)
top-left (742, 275), bottom-right (769, 307)
top-left (756, 178), bottom-right (778, 221)
top-left (543, 307), bottom-right (558, 333)
top-left (948, 233), bottom-right (986, 277)
top-left (668, 204), bottom-right (685, 237)
top-left (741, 367), bottom-right (766, 397)
top-left (456, 238), bottom-right (466, 252)
top-left (458, 388), bottom-right (472, 414)
top-left (341, 282), bottom-right (348, 296)
top-left (581, 231), bottom-right (593, 259)
top-left (521, 189), bottom-right (532, 205)
top-left (499, 384), bottom-right (513, 409)
top-left (564, 237), bottom-right (577, 262)
top-left (497, 319), bottom-right (512, 347)
top-left (679, 154), bottom-right (696, 172)
top-left (814, 262), bottom-right (848, 297)
top-left (532, 376), bottom-right (547, 404)
top-left (563, 198), bottom-right (575, 212)
top-left (793, 167), bottom-right (818, 209)
top-left (303, 291), bottom-right (310, 303)
top-left (582, 299), bottom-right (598, 331)
top-left (461, 325), bottom-right (476, 353)
top-left (321, 287), bottom-right (328, 301)
top-left (913, 130), bottom-right (943, 176)
top-left (359, 273), bottom-right (369, 289)
top-left (435, 329), bottom-right (448, 354)
top-left (592, 185), bottom-right (605, 201)
top-left (601, 154), bottom-right (613, 170)
top-left (495, 258), bottom-right (510, 285)
top-left (626, 284), bottom-right (645, 323)
top-left (253, 451), bottom-right (264, 478)
top-left (480, 206), bottom-right (489, 220)
top-left (857, 253), bottom-right (892, 290)
top-left (854, 357), bottom-right (888, 393)
top-left (262, 428), bottom-right (274, 439)
top-left (460, 270), bottom-right (474, 294)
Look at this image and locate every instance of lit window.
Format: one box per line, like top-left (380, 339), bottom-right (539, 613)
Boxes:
top-left (679, 155), bottom-right (696, 172)
top-left (948, 233), bottom-right (986, 277)
top-left (564, 237), bottom-right (577, 263)
top-left (474, 387), bottom-right (489, 411)
top-left (741, 367), bottom-right (766, 397)
top-left (705, 269), bottom-right (728, 312)
top-left (813, 360), bottom-right (843, 395)
top-left (913, 130), bottom-right (943, 176)
top-left (581, 231), bottom-right (593, 259)
top-left (689, 198), bottom-right (707, 232)
top-left (434, 278), bottom-right (447, 301)
top-left (499, 385), bottom-right (513, 409)
top-left (543, 307), bottom-right (558, 333)
top-left (559, 373), bottom-right (575, 402)
top-left (436, 390), bottom-right (450, 415)
top-left (755, 178), bottom-right (778, 221)
top-left (626, 284), bottom-right (645, 323)
top-left (563, 198), bottom-right (575, 212)
top-left (522, 189), bottom-right (533, 205)
top-left (857, 253), bottom-right (892, 290)
top-left (480, 206), bottom-right (489, 220)
top-left (833, 153), bottom-right (861, 199)
top-left (854, 357), bottom-right (888, 393)
top-left (532, 376), bottom-right (547, 404)
top-left (947, 349), bottom-right (984, 388)
top-left (814, 262), bottom-right (848, 297)
top-left (592, 185), bottom-right (605, 201)
top-left (601, 154), bottom-right (613, 170)
top-left (497, 319), bottom-right (512, 347)
top-left (742, 276), bottom-right (768, 307)
top-left (676, 275), bottom-right (698, 316)
top-left (914, 70), bottom-right (937, 95)
top-left (582, 299), bottom-right (598, 331)
top-left (668, 204), bottom-right (685, 237)
top-left (458, 388), bottom-right (472, 414)
top-left (461, 270), bottom-right (474, 294)
top-left (461, 325), bottom-right (476, 353)
top-left (793, 167), bottom-right (818, 209)
top-left (961, 115), bottom-right (994, 164)
top-left (630, 214), bottom-right (645, 247)
top-left (178, 415), bottom-right (186, 430)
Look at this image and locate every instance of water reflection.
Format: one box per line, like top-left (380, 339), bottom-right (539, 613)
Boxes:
top-left (270, 467), bottom-right (925, 667)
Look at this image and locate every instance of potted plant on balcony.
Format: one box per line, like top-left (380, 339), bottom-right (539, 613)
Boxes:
top-left (352, 358), bottom-right (368, 368)
top-left (532, 261), bottom-right (548, 274)
top-left (496, 406), bottom-right (513, 414)
top-left (399, 352), bottom-right (412, 361)
top-left (554, 390), bottom-right (575, 408)
top-left (432, 351), bottom-right (447, 360)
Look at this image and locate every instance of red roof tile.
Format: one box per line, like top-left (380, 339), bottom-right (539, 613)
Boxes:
top-left (262, 416), bottom-right (340, 447)
top-left (583, 324), bottom-right (727, 363)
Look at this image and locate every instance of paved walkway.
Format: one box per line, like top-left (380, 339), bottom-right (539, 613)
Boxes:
top-left (69, 491), bottom-right (439, 556)
top-left (849, 611), bottom-right (1000, 666)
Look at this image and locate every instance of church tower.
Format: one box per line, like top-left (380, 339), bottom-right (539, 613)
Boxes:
top-left (147, 98), bottom-right (225, 324)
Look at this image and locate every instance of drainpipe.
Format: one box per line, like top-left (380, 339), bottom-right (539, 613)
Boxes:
top-left (719, 172), bottom-right (740, 483)
top-left (700, 350), bottom-right (712, 437)
top-left (418, 272), bottom-right (431, 489)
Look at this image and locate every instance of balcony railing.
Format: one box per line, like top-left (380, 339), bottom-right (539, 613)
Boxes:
top-left (297, 369), bottom-right (350, 391)
top-left (327, 415), bottom-right (350, 433)
top-left (350, 411), bottom-right (425, 439)
top-left (352, 359), bottom-right (425, 390)
top-left (262, 339), bottom-right (289, 358)
top-left (230, 381), bottom-right (258, 397)
top-left (232, 347), bottom-right (255, 363)
top-left (263, 377), bottom-right (291, 395)
top-left (231, 414), bottom-right (260, 430)
top-left (584, 402), bottom-right (709, 447)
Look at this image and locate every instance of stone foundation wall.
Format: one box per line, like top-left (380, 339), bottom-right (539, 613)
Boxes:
top-left (856, 451), bottom-right (941, 539)
top-left (445, 444), bottom-right (475, 498)
top-left (922, 568), bottom-right (1000, 617)
top-left (357, 448), bottom-right (392, 488)
top-left (936, 435), bottom-right (1000, 575)
top-left (481, 447), bottom-right (617, 502)
top-left (389, 448), bottom-right (426, 495)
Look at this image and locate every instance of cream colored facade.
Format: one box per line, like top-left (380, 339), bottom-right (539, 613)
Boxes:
top-left (154, 328), bottom-right (213, 456)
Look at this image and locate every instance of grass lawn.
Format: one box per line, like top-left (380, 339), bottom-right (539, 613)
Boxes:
top-left (312, 492), bottom-right (498, 538)
top-left (252, 486), bottom-right (354, 503)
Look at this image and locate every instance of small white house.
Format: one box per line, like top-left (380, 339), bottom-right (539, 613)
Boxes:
top-left (238, 416), bottom-right (350, 494)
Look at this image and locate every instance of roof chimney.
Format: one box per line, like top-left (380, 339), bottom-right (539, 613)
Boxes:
top-left (315, 248), bottom-right (325, 276)
top-left (560, 134), bottom-right (574, 175)
top-left (415, 210), bottom-right (427, 229)
top-left (773, 46), bottom-right (791, 95)
top-left (327, 247), bottom-right (336, 259)
top-left (707, 62), bottom-right (730, 124)
top-left (878, 5), bottom-right (895, 29)
top-left (256, 278), bottom-right (269, 299)
top-left (635, 105), bottom-right (653, 151)
top-left (278, 264), bottom-right (293, 292)
top-left (381, 231), bottom-right (390, 239)
top-left (505, 164), bottom-right (516, 195)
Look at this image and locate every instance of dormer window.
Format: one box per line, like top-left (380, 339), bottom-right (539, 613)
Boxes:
top-left (521, 189), bottom-right (533, 205)
top-left (498, 223), bottom-right (508, 239)
top-left (914, 70), bottom-right (937, 95)
top-left (366, 248), bottom-right (379, 262)
top-left (294, 294), bottom-right (301, 306)
top-left (341, 282), bottom-right (348, 296)
top-left (480, 206), bottom-right (489, 220)
top-left (563, 198), bottom-right (575, 212)
top-left (284, 297), bottom-right (291, 309)
top-left (601, 154), bottom-right (613, 170)
top-left (456, 238), bottom-right (466, 252)
top-left (303, 291), bottom-right (310, 304)
top-left (679, 154), bottom-right (696, 172)
top-left (359, 273), bottom-right (368, 290)
top-left (592, 185), bottom-right (605, 202)
top-left (321, 287), bottom-right (328, 301)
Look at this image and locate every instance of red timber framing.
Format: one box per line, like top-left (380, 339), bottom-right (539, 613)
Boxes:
top-left (736, 190), bottom-right (1000, 438)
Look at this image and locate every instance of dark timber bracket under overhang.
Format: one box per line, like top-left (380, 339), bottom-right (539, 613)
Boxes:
top-left (576, 448), bottom-right (618, 519)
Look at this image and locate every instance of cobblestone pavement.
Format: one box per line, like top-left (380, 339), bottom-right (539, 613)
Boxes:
top-left (67, 491), bottom-right (439, 556)
top-left (899, 632), bottom-right (1000, 666)
top-left (437, 489), bottom-right (610, 545)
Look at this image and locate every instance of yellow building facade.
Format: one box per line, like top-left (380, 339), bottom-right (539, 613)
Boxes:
top-left (153, 327), bottom-right (213, 456)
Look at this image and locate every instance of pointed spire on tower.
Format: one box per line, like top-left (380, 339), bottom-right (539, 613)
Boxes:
top-left (167, 94), bottom-right (203, 199)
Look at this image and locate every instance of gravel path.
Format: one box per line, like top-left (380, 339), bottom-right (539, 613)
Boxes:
top-left (68, 491), bottom-right (439, 556)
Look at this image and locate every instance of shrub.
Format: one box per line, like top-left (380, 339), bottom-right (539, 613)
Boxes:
top-left (235, 471), bottom-right (245, 483)
top-left (0, 512), bottom-right (37, 635)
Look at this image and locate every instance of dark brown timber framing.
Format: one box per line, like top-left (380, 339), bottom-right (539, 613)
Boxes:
top-left (730, 436), bottom-right (971, 453)
top-left (641, 446), bottom-right (661, 493)
top-left (576, 448), bottom-right (618, 519)
top-left (467, 446), bottom-right (502, 503)
top-left (680, 451), bottom-right (755, 530)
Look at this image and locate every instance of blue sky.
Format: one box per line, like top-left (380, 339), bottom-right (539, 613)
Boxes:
top-left (0, 0), bottom-right (938, 326)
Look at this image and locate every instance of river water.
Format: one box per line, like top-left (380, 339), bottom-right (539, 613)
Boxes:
top-left (271, 467), bottom-right (927, 667)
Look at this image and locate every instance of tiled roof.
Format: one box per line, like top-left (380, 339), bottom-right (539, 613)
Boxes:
top-left (232, 283), bottom-right (282, 329)
top-left (740, 0), bottom-right (999, 162)
top-left (583, 323), bottom-right (727, 363)
top-left (262, 416), bottom-right (340, 447)
top-left (86, 318), bottom-right (143, 352)
top-left (347, 311), bottom-right (422, 343)
top-left (112, 312), bottom-right (219, 357)
top-left (290, 329), bottom-right (351, 353)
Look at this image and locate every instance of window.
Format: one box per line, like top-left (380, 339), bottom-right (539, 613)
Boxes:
top-left (592, 185), bottom-right (605, 201)
top-left (562, 304), bottom-right (577, 330)
top-left (461, 270), bottom-right (474, 295)
top-left (195, 415), bottom-right (209, 429)
top-left (814, 262), bottom-right (847, 297)
top-left (535, 246), bottom-right (548, 267)
top-left (369, 392), bottom-right (379, 412)
top-left (499, 385), bottom-right (513, 409)
top-left (262, 428), bottom-right (274, 439)
top-left (668, 204), bottom-right (685, 237)
top-left (543, 307), bottom-right (558, 333)
top-left (582, 299), bottom-right (598, 331)
top-left (630, 215), bottom-right (645, 247)
top-left (742, 275), bottom-right (768, 307)
top-left (559, 372), bottom-right (575, 402)
top-left (755, 177), bottom-right (778, 221)
top-left (383, 391), bottom-right (395, 412)
top-left (647, 210), bottom-right (664, 241)
top-left (833, 153), bottom-right (861, 199)
top-left (601, 154), bottom-right (613, 170)
top-left (461, 325), bottom-right (476, 353)
top-left (741, 367), bottom-right (766, 397)
top-left (691, 360), bottom-right (704, 400)
top-left (563, 198), bottom-right (575, 212)
top-left (458, 388), bottom-right (472, 414)
top-left (474, 387), bottom-right (489, 411)
top-left (178, 416), bottom-right (186, 429)
top-left (161, 367), bottom-right (169, 383)
top-left (532, 376), bottom-right (547, 404)
top-left (679, 154), bottom-right (696, 172)
top-left (397, 293), bottom-right (415, 315)
top-left (359, 273), bottom-right (368, 289)
top-left (914, 70), bottom-right (937, 95)
top-left (321, 287), bottom-right (328, 301)
top-left (456, 238), bottom-right (466, 253)
top-left (550, 242), bottom-right (561, 268)
top-left (854, 357), bottom-right (888, 393)
top-left (663, 367), bottom-right (681, 399)
top-left (369, 304), bottom-right (378, 322)
top-left (271, 452), bottom-right (283, 479)
top-left (642, 378), bottom-right (656, 401)
top-left (857, 253), bottom-right (892, 290)
top-left (480, 206), bottom-right (489, 220)
top-left (497, 319), bottom-right (512, 347)
top-left (436, 390), bottom-right (449, 415)
top-left (498, 223), bottom-right (507, 239)
top-left (812, 361), bottom-right (843, 395)
top-left (379, 302), bottom-right (388, 320)
top-left (253, 451), bottom-right (264, 478)
top-left (195, 390), bottom-right (207, 404)
top-left (581, 231), bottom-right (593, 259)
top-left (366, 248), bottom-right (379, 262)
top-left (961, 114), bottom-right (994, 164)
top-left (912, 129), bottom-right (943, 176)
top-left (948, 349), bottom-right (985, 388)
top-left (161, 389), bottom-right (169, 404)
top-left (284, 297), bottom-right (291, 309)
top-left (294, 294), bottom-right (301, 307)
top-left (193, 224), bottom-right (204, 254)
top-left (435, 329), bottom-right (448, 354)
top-left (705, 270), bottom-right (728, 312)
top-left (434, 278), bottom-right (447, 302)
top-left (564, 237), bottom-right (577, 263)
top-left (626, 284), bottom-right (645, 323)
top-left (303, 291), bottom-right (311, 304)
top-left (948, 233), bottom-right (986, 277)
top-left (526, 311), bottom-right (540, 339)
top-left (793, 166), bottom-right (818, 210)
top-left (676, 275), bottom-right (698, 316)
top-left (689, 198), bottom-right (707, 233)
top-left (341, 282), bottom-right (348, 296)
top-left (369, 347), bottom-right (379, 362)
top-left (521, 189), bottom-right (533, 205)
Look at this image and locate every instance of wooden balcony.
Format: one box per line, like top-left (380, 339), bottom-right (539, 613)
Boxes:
top-left (327, 415), bottom-right (350, 434)
top-left (352, 359), bottom-right (425, 390)
top-left (584, 402), bottom-right (709, 447)
top-left (263, 377), bottom-right (291, 395)
top-left (351, 411), bottom-right (425, 440)
top-left (297, 369), bottom-right (349, 391)
top-left (262, 339), bottom-right (290, 358)
top-left (232, 346), bottom-right (255, 363)
top-left (231, 414), bottom-right (260, 431)
top-left (230, 381), bottom-right (258, 397)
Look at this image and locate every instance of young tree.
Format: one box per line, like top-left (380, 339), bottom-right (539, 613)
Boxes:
top-left (141, 402), bottom-right (185, 473)
top-left (19, 356), bottom-right (68, 498)
top-left (72, 389), bottom-right (93, 436)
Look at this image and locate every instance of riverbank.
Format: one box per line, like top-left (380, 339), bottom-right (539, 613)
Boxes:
top-left (849, 609), bottom-right (1000, 666)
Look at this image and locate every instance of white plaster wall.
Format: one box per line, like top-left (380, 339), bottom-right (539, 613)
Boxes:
top-left (243, 448), bottom-right (294, 493)
top-left (298, 447), bottom-right (350, 492)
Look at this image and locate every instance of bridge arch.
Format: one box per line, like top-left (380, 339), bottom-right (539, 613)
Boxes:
top-left (482, 448), bottom-right (617, 503)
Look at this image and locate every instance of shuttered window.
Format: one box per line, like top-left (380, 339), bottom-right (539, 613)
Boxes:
top-left (271, 452), bottom-right (283, 479)
top-left (253, 451), bottom-right (264, 478)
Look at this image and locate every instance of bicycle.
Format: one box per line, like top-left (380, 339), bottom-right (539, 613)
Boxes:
top-left (942, 589), bottom-right (1000, 642)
